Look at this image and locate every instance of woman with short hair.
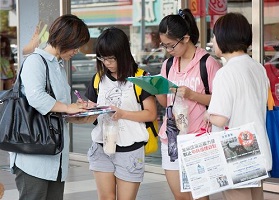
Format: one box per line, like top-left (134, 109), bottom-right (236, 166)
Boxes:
top-left (10, 14), bottom-right (90, 200)
top-left (206, 12), bottom-right (272, 200)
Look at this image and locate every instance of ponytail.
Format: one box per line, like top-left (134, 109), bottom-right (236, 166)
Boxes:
top-left (179, 9), bottom-right (199, 45)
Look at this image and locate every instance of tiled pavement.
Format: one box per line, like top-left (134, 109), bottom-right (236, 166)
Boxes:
top-left (1, 150), bottom-right (279, 200)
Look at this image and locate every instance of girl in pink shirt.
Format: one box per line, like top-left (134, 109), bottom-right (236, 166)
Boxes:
top-left (156, 8), bottom-right (221, 200)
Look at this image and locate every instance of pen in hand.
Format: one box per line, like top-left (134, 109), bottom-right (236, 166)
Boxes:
top-left (74, 90), bottom-right (88, 110)
top-left (74, 90), bottom-right (97, 109)
top-left (74, 90), bottom-right (83, 100)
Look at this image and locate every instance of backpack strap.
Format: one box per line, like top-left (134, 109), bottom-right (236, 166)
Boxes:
top-left (93, 73), bottom-right (101, 95)
top-left (165, 54), bottom-right (210, 109)
top-left (134, 68), bottom-right (145, 104)
top-left (166, 56), bottom-right (174, 78)
top-left (165, 54), bottom-right (210, 94)
top-left (200, 53), bottom-right (210, 95)
top-left (200, 53), bottom-right (210, 110)
top-left (134, 68), bottom-right (158, 137)
top-left (93, 69), bottom-right (158, 139)
top-left (93, 70), bottom-right (145, 103)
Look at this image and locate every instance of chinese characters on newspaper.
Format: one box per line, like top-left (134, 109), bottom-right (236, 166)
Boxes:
top-left (177, 123), bottom-right (269, 199)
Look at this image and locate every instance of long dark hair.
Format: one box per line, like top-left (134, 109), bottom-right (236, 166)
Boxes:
top-left (95, 27), bottom-right (138, 82)
top-left (158, 8), bottom-right (199, 45)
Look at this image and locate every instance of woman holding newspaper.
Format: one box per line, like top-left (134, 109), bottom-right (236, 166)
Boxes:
top-left (205, 13), bottom-right (272, 200)
top-left (156, 8), bottom-right (221, 200)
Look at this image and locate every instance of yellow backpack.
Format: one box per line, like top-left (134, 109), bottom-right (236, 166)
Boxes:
top-left (93, 68), bottom-right (158, 155)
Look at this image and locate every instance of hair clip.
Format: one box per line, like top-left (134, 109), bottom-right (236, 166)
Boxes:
top-left (178, 9), bottom-right (185, 19)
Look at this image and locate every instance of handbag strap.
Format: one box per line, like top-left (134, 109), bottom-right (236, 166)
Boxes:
top-left (171, 88), bottom-right (178, 106)
top-left (38, 54), bottom-right (56, 99)
top-left (268, 87), bottom-right (275, 111)
top-left (12, 53), bottom-right (55, 99)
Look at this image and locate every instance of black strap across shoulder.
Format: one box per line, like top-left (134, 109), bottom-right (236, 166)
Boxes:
top-left (199, 53), bottom-right (210, 95)
top-left (166, 56), bottom-right (174, 78)
top-left (165, 53), bottom-right (210, 109)
top-left (166, 53), bottom-right (210, 94)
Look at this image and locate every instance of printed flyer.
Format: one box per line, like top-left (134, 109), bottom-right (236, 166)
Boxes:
top-left (177, 123), bottom-right (268, 199)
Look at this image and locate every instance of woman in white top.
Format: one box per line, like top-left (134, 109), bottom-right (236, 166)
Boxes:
top-left (206, 12), bottom-right (272, 200)
top-left (83, 27), bottom-right (157, 200)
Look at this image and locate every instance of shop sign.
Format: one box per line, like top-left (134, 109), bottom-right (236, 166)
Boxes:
top-left (208, 0), bottom-right (227, 16)
top-left (133, 0), bottom-right (178, 26)
top-left (72, 6), bottom-right (132, 26)
top-left (161, 0), bottom-right (178, 17)
top-left (188, 0), bottom-right (206, 17)
top-left (133, 0), bottom-right (159, 26)
top-left (71, 0), bottom-right (132, 6)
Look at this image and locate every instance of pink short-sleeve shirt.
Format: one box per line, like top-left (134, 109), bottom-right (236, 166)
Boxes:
top-left (159, 47), bottom-right (221, 144)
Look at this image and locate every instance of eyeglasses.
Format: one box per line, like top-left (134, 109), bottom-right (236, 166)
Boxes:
top-left (96, 56), bottom-right (116, 64)
top-left (160, 36), bottom-right (185, 51)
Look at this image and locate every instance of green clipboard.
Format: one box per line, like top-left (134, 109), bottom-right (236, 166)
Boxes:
top-left (126, 75), bottom-right (178, 95)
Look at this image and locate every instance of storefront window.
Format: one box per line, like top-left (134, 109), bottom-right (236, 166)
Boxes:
top-left (206, 0), bottom-right (252, 64)
top-left (263, 0), bottom-right (279, 106)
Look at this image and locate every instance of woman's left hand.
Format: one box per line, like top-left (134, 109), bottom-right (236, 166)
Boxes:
top-left (204, 111), bottom-right (210, 123)
top-left (170, 86), bottom-right (193, 99)
top-left (110, 105), bottom-right (123, 121)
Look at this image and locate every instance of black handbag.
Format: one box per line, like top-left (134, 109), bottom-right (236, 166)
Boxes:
top-left (0, 54), bottom-right (64, 155)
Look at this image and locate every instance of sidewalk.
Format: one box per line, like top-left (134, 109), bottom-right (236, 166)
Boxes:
top-left (1, 150), bottom-right (279, 200)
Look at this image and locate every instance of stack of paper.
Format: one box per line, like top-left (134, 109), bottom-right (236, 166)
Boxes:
top-left (63, 106), bottom-right (115, 117)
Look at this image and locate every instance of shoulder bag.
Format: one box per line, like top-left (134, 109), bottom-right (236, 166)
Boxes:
top-left (266, 87), bottom-right (279, 177)
top-left (0, 54), bottom-right (64, 155)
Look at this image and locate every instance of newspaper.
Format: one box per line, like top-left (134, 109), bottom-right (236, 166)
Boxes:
top-left (177, 123), bottom-right (269, 199)
top-left (177, 134), bottom-right (193, 192)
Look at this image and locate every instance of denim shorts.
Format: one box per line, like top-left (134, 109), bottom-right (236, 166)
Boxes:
top-left (87, 142), bottom-right (145, 182)
top-left (161, 142), bottom-right (179, 170)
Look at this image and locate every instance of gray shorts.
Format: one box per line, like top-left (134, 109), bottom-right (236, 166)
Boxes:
top-left (87, 142), bottom-right (145, 182)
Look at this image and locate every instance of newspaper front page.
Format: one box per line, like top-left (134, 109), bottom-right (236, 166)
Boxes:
top-left (177, 123), bottom-right (269, 199)
top-left (178, 134), bottom-right (194, 192)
